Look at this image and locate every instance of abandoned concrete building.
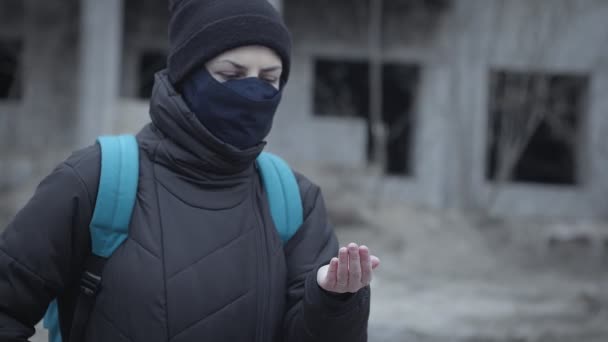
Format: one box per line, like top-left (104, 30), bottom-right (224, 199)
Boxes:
top-left (1, 0), bottom-right (607, 221)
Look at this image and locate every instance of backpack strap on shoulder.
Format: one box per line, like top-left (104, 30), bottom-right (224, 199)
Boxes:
top-left (71, 135), bottom-right (139, 338)
top-left (256, 152), bottom-right (303, 243)
top-left (43, 135), bottom-right (139, 342)
top-left (90, 135), bottom-right (139, 257)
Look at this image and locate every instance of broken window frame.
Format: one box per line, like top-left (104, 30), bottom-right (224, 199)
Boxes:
top-left (312, 57), bottom-right (420, 176)
top-left (486, 69), bottom-right (589, 186)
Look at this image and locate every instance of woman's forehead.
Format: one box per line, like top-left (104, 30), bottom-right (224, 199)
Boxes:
top-left (210, 45), bottom-right (282, 68)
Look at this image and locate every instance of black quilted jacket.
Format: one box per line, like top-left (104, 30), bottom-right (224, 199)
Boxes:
top-left (0, 71), bottom-right (370, 342)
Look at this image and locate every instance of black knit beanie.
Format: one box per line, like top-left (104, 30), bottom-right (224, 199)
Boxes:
top-left (168, 0), bottom-right (292, 86)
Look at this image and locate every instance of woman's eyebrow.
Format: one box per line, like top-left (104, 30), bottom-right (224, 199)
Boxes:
top-left (261, 66), bottom-right (282, 73)
top-left (218, 60), bottom-right (247, 70)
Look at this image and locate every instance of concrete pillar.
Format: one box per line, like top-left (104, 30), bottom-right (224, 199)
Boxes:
top-left (588, 70), bottom-right (608, 218)
top-left (77, 0), bottom-right (123, 145)
top-left (268, 0), bottom-right (282, 13)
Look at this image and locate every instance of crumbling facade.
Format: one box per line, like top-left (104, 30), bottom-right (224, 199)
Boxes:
top-left (1, 0), bottom-right (607, 220)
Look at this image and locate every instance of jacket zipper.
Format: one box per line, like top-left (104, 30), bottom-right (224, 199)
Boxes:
top-left (257, 232), bottom-right (268, 342)
top-left (254, 185), bottom-right (269, 342)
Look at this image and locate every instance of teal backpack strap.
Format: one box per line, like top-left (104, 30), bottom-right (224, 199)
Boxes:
top-left (43, 135), bottom-right (139, 342)
top-left (90, 135), bottom-right (140, 257)
top-left (256, 152), bottom-right (304, 243)
top-left (43, 301), bottom-right (61, 342)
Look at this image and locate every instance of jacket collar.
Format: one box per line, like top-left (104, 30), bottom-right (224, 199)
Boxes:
top-left (147, 70), bottom-right (265, 179)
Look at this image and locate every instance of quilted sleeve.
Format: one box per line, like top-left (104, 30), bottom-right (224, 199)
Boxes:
top-left (0, 150), bottom-right (97, 341)
top-left (282, 174), bottom-right (371, 342)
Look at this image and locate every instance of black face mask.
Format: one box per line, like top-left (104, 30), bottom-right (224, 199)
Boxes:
top-left (180, 68), bottom-right (282, 150)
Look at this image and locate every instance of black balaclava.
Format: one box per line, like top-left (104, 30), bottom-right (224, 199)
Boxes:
top-left (180, 67), bottom-right (283, 150)
top-left (167, 0), bottom-right (292, 149)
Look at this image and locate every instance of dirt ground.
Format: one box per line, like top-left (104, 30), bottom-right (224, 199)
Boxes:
top-left (333, 202), bottom-right (608, 342)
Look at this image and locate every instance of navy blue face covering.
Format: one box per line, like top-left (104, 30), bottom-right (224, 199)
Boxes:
top-left (180, 67), bottom-right (282, 150)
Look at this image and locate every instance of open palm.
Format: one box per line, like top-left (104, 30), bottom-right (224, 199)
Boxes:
top-left (317, 243), bottom-right (381, 294)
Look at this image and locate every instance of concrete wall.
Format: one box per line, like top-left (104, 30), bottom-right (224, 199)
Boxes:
top-left (121, 0), bottom-right (168, 99)
top-left (0, 0), bottom-right (79, 199)
top-left (438, 0), bottom-right (608, 218)
top-left (273, 0), bottom-right (608, 219)
top-left (1, 0), bottom-right (607, 221)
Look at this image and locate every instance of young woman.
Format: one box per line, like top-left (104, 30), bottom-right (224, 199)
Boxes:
top-left (0, 0), bottom-right (380, 341)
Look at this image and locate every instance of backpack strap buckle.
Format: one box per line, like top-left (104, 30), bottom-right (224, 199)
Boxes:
top-left (80, 271), bottom-right (102, 297)
top-left (68, 256), bottom-right (106, 342)
top-left (79, 254), bottom-right (106, 297)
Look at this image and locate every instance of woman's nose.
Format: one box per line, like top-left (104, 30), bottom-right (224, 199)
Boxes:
top-left (246, 68), bottom-right (261, 79)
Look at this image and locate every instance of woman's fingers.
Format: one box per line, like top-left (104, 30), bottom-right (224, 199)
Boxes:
top-left (319, 244), bottom-right (379, 294)
top-left (325, 257), bottom-right (339, 289)
top-left (359, 245), bottom-right (372, 285)
top-left (336, 247), bottom-right (349, 290)
top-left (347, 243), bottom-right (361, 292)
top-left (371, 255), bottom-right (381, 270)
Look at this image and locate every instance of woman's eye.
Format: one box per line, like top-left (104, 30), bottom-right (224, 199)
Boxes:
top-left (218, 72), bottom-right (241, 80)
top-left (262, 77), bottom-right (278, 84)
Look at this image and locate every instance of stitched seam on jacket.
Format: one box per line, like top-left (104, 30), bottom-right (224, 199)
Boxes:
top-left (96, 308), bottom-right (135, 341)
top-left (251, 177), bottom-right (267, 342)
top-left (0, 247), bottom-right (59, 290)
top-left (62, 163), bottom-right (95, 212)
top-left (166, 227), bottom-right (255, 280)
top-left (151, 141), bottom-right (172, 341)
top-left (155, 178), bottom-right (247, 211)
top-left (128, 237), bottom-right (160, 260)
top-left (170, 289), bottom-right (254, 340)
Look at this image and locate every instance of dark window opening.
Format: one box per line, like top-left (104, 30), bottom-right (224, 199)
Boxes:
top-left (313, 59), bottom-right (369, 118)
top-left (138, 50), bottom-right (167, 99)
top-left (487, 70), bottom-right (588, 185)
top-left (0, 39), bottom-right (22, 100)
top-left (314, 58), bottom-right (420, 176)
top-left (379, 64), bottom-right (419, 175)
